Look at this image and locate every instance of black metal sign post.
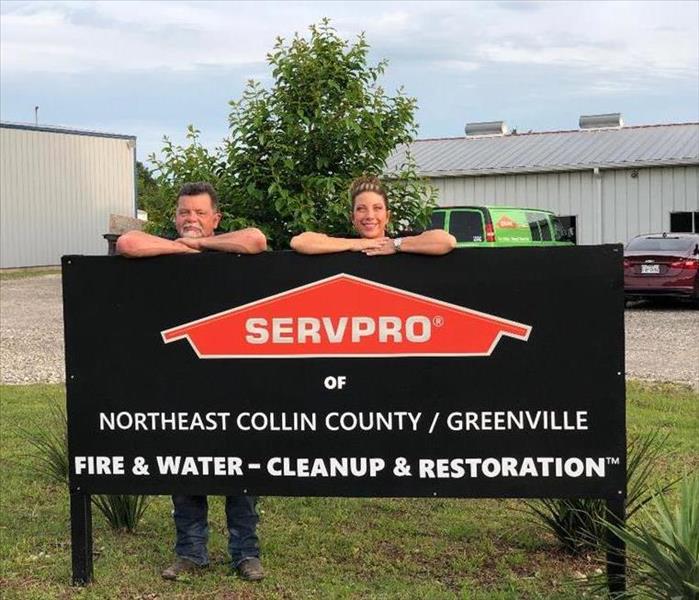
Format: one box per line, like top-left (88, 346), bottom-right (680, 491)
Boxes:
top-left (69, 491), bottom-right (92, 585)
top-left (606, 496), bottom-right (627, 595)
top-left (63, 247), bottom-right (626, 590)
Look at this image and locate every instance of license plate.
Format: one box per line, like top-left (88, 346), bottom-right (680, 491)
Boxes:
top-left (641, 264), bottom-right (660, 274)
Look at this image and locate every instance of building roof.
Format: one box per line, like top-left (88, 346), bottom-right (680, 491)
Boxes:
top-left (0, 121), bottom-right (136, 141)
top-left (386, 123), bottom-right (699, 177)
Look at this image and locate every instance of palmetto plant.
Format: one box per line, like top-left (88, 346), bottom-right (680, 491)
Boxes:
top-left (20, 402), bottom-right (151, 532)
top-left (19, 403), bottom-right (69, 484)
top-left (91, 494), bottom-right (151, 533)
top-left (524, 430), bottom-right (676, 554)
top-left (604, 472), bottom-right (699, 599)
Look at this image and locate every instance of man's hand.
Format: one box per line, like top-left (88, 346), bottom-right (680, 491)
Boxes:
top-left (175, 237), bottom-right (203, 251)
top-left (361, 237), bottom-right (396, 256)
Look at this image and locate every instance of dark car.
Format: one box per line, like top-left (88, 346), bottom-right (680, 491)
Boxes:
top-left (624, 233), bottom-right (699, 301)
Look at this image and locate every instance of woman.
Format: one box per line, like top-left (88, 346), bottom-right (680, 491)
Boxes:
top-left (290, 176), bottom-right (456, 256)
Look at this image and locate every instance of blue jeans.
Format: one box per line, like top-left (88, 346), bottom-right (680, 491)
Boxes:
top-left (172, 495), bottom-right (259, 567)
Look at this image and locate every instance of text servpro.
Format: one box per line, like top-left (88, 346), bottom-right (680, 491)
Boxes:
top-left (245, 316), bottom-right (431, 344)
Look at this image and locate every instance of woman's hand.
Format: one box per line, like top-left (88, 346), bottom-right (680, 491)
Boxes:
top-left (361, 237), bottom-right (396, 256)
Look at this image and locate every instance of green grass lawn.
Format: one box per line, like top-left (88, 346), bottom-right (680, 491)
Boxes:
top-left (1, 381), bottom-right (696, 599)
top-left (0, 267), bottom-right (61, 281)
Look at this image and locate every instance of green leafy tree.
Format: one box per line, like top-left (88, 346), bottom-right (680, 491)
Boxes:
top-left (135, 161), bottom-right (159, 211)
top-left (146, 19), bottom-right (436, 248)
top-left (144, 128), bottom-right (225, 237)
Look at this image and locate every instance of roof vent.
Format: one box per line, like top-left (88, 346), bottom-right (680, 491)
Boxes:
top-left (579, 113), bottom-right (623, 129)
top-left (464, 121), bottom-right (509, 136)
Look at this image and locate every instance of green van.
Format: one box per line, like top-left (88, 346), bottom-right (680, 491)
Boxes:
top-left (429, 206), bottom-right (574, 247)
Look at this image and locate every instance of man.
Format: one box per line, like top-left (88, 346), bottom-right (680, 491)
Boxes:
top-left (117, 182), bottom-right (267, 582)
top-left (290, 176), bottom-right (456, 255)
top-left (116, 183), bottom-right (266, 258)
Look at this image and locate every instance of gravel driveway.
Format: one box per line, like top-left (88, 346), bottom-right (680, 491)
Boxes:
top-left (1, 274), bottom-right (697, 388)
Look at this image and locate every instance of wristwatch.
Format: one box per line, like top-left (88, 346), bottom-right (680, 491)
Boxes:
top-left (393, 237), bottom-right (403, 252)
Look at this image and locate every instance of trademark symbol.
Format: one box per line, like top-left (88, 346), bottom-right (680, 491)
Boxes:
top-left (433, 316), bottom-right (444, 327)
top-left (606, 457), bottom-right (620, 465)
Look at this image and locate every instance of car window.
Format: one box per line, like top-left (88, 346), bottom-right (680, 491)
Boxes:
top-left (526, 212), bottom-right (551, 241)
top-left (449, 210), bottom-right (484, 242)
top-left (429, 211), bottom-right (446, 230)
top-left (540, 218), bottom-right (552, 241)
top-left (626, 237), bottom-right (696, 252)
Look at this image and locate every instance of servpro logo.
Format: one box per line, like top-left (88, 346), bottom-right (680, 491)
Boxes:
top-left (160, 273), bottom-right (532, 358)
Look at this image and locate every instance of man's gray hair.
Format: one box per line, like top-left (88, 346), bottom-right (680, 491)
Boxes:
top-left (177, 182), bottom-right (219, 210)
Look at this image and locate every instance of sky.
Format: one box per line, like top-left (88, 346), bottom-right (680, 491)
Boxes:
top-left (2, 0), bottom-right (698, 165)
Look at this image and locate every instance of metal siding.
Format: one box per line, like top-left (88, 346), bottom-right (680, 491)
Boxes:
top-left (685, 167), bottom-right (698, 210)
top-left (602, 171), bottom-right (616, 243)
top-left (661, 168), bottom-right (675, 232)
top-left (579, 173), bottom-right (594, 245)
top-left (638, 169), bottom-right (651, 235)
top-left (0, 127), bottom-right (135, 268)
top-left (525, 175), bottom-right (538, 207)
top-left (627, 172), bottom-right (639, 239)
top-left (474, 178), bottom-right (486, 204)
top-left (674, 165), bottom-right (687, 212)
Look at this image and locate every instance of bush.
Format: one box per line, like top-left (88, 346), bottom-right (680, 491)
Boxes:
top-left (146, 19), bottom-right (437, 248)
top-left (601, 472), bottom-right (699, 599)
top-left (524, 430), bottom-right (675, 554)
top-left (19, 402), bottom-right (68, 484)
top-left (20, 402), bottom-right (151, 532)
top-left (91, 494), bottom-right (151, 533)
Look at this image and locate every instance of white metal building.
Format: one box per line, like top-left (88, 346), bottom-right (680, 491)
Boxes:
top-left (387, 116), bottom-right (699, 245)
top-left (0, 122), bottom-right (136, 268)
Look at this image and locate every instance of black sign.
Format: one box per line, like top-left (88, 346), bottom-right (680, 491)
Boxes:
top-left (63, 247), bottom-right (626, 499)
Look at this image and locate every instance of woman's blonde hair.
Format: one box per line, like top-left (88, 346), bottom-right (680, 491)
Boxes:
top-left (349, 175), bottom-right (389, 211)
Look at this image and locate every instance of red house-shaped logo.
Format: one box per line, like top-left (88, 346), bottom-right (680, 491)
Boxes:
top-left (161, 273), bottom-right (532, 358)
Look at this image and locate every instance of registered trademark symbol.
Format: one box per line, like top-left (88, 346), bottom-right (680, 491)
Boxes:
top-left (433, 316), bottom-right (444, 327)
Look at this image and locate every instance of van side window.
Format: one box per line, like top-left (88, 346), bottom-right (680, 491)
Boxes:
top-left (526, 212), bottom-right (551, 241)
top-left (449, 211), bottom-right (484, 242)
top-left (429, 211), bottom-right (446, 230)
top-left (540, 218), bottom-right (552, 241)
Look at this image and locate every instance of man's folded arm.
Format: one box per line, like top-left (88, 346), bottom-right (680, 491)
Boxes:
top-left (193, 228), bottom-right (267, 254)
top-left (116, 230), bottom-right (199, 258)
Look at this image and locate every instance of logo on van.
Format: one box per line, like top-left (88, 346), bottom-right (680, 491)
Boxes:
top-left (497, 215), bottom-right (519, 229)
top-left (161, 274), bottom-right (532, 358)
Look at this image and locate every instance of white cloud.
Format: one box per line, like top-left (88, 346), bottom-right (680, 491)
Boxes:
top-left (2, 0), bottom-right (696, 81)
top-left (1, 0), bottom-right (696, 144)
top-left (433, 60), bottom-right (481, 72)
top-left (472, 1), bottom-right (698, 78)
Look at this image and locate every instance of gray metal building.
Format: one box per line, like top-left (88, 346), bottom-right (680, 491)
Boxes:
top-left (0, 122), bottom-right (136, 268)
top-left (387, 116), bottom-right (699, 245)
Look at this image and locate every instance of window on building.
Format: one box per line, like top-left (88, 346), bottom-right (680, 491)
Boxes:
top-left (670, 212), bottom-right (699, 233)
top-left (556, 216), bottom-right (577, 243)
